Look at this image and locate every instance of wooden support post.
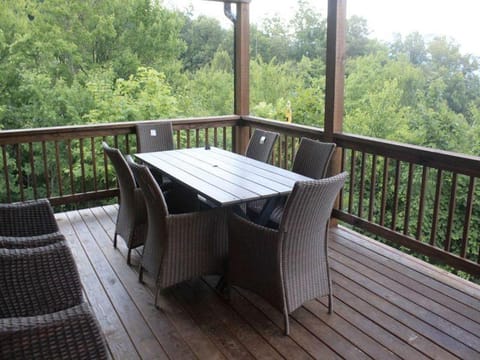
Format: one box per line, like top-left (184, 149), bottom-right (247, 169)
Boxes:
top-left (325, 0), bottom-right (346, 144)
top-left (233, 1), bottom-right (250, 154)
top-left (325, 0), bottom-right (347, 224)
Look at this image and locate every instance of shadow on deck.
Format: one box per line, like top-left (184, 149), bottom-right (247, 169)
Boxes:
top-left (55, 205), bottom-right (480, 360)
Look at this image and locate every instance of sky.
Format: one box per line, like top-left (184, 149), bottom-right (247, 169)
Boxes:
top-left (164, 0), bottom-right (480, 56)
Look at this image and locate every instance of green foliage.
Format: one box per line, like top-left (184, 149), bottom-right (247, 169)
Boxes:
top-left (85, 67), bottom-right (179, 123)
top-left (179, 50), bottom-right (233, 116)
top-left (180, 15), bottom-right (231, 71)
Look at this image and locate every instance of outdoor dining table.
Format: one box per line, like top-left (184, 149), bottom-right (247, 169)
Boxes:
top-left (134, 147), bottom-right (312, 219)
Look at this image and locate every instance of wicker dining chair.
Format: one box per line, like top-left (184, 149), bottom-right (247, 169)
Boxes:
top-left (129, 160), bottom-right (228, 308)
top-left (136, 121), bottom-right (174, 153)
top-left (247, 137), bottom-right (336, 223)
top-left (228, 172), bottom-right (348, 335)
top-left (136, 121), bottom-right (176, 187)
top-left (0, 199), bottom-right (59, 237)
top-left (103, 142), bottom-right (147, 265)
top-left (0, 302), bottom-right (108, 360)
top-left (245, 129), bottom-right (279, 163)
top-left (0, 241), bottom-right (83, 318)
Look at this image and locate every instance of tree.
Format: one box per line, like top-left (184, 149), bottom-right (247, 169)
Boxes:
top-left (346, 15), bottom-right (379, 58)
top-left (252, 16), bottom-right (293, 63)
top-left (290, 0), bottom-right (327, 61)
top-left (180, 15), bottom-right (230, 71)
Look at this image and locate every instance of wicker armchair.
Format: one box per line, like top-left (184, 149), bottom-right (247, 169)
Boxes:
top-left (103, 142), bottom-right (147, 265)
top-left (245, 129), bottom-right (279, 163)
top-left (0, 302), bottom-right (108, 360)
top-left (0, 232), bottom-right (65, 249)
top-left (0, 199), bottom-right (58, 237)
top-left (0, 241), bottom-right (83, 318)
top-left (248, 137), bottom-right (336, 224)
top-left (228, 172), bottom-right (348, 335)
top-left (129, 161), bottom-right (228, 307)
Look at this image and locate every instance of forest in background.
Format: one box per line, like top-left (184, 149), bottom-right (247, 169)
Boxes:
top-left (2, 0), bottom-right (480, 156)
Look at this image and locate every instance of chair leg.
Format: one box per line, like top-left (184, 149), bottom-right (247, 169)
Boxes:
top-left (127, 248), bottom-right (132, 265)
top-left (138, 265), bottom-right (144, 283)
top-left (283, 310), bottom-right (290, 336)
top-left (215, 276), bottom-right (226, 292)
top-left (224, 285), bottom-right (231, 301)
top-left (154, 286), bottom-right (160, 309)
top-left (113, 233), bottom-right (118, 248)
top-left (328, 292), bottom-right (334, 314)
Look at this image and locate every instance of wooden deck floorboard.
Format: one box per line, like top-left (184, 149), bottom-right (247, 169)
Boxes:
top-left (56, 205), bottom-right (480, 360)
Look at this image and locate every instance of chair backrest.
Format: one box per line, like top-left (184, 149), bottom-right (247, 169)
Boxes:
top-left (136, 121), bottom-right (174, 153)
top-left (245, 129), bottom-right (279, 163)
top-left (292, 137), bottom-right (336, 179)
top-left (0, 199), bottom-right (59, 237)
top-left (280, 172), bottom-right (348, 244)
top-left (127, 158), bottom-right (169, 219)
top-left (0, 241), bottom-right (83, 317)
top-left (127, 159), bottom-right (169, 277)
top-left (102, 142), bottom-right (136, 202)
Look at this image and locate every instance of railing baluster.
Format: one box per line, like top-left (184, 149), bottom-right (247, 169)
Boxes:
top-left (403, 163), bottom-right (414, 236)
top-left (214, 127), bottom-right (218, 147)
top-left (186, 129), bottom-right (191, 148)
top-left (91, 137), bottom-right (97, 192)
top-left (380, 157), bottom-right (389, 227)
top-left (416, 167), bottom-right (429, 241)
top-left (276, 137), bottom-right (281, 167)
top-left (125, 134), bottom-right (130, 154)
top-left (391, 160), bottom-right (401, 230)
top-left (2, 145), bottom-right (11, 203)
top-left (445, 173), bottom-right (458, 252)
top-left (80, 138), bottom-right (86, 193)
top-left (42, 142), bottom-right (50, 198)
top-left (103, 136), bottom-right (109, 190)
top-left (348, 149), bottom-right (356, 214)
top-left (195, 129), bottom-right (200, 147)
top-left (289, 136), bottom-right (295, 168)
top-left (67, 139), bottom-right (74, 194)
top-left (358, 151), bottom-right (366, 218)
top-left (430, 170), bottom-right (443, 246)
top-left (283, 136), bottom-right (288, 169)
top-left (205, 128), bottom-right (209, 148)
top-left (223, 127), bottom-right (227, 150)
top-left (176, 130), bottom-right (180, 149)
top-left (54, 141), bottom-right (63, 197)
top-left (368, 154), bottom-right (377, 222)
top-left (28, 143), bottom-right (38, 199)
top-left (461, 177), bottom-right (475, 258)
top-left (16, 144), bottom-right (24, 201)
top-left (339, 147), bottom-right (346, 210)
top-left (292, 137), bottom-right (298, 164)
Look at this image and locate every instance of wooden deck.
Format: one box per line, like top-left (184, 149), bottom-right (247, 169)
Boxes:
top-left (56, 205), bottom-right (480, 360)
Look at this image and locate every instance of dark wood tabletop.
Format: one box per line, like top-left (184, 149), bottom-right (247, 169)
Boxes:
top-left (134, 147), bottom-right (312, 207)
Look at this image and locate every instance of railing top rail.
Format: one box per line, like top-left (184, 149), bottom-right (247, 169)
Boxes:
top-left (241, 116), bottom-right (325, 138)
top-left (334, 132), bottom-right (480, 177)
top-left (0, 115), bottom-right (241, 145)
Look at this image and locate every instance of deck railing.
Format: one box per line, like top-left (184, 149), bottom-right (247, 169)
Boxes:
top-left (242, 116), bottom-right (480, 277)
top-left (0, 116), bottom-right (239, 207)
top-left (1, 115), bottom-right (479, 276)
